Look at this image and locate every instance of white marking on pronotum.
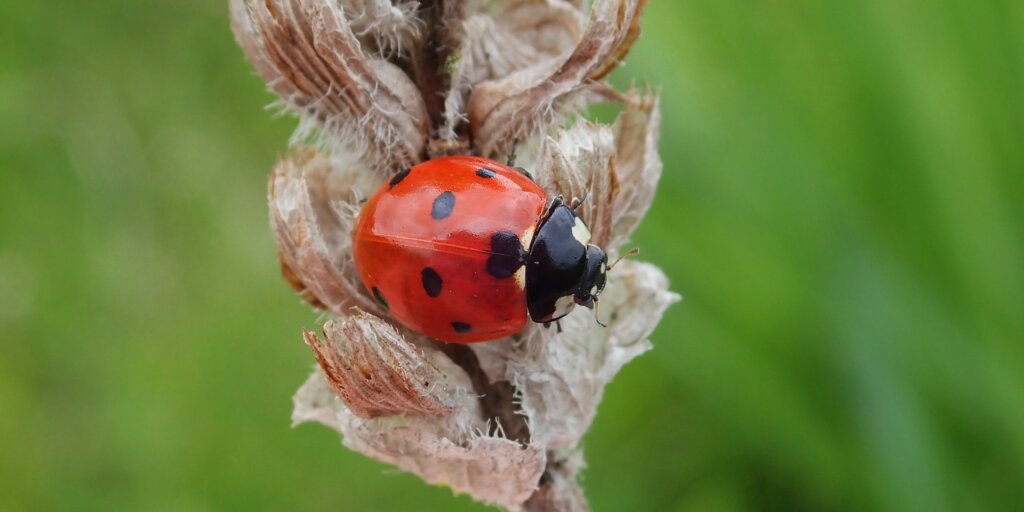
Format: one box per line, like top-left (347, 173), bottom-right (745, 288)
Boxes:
top-left (516, 225), bottom-right (536, 289)
top-left (571, 216), bottom-right (591, 245)
top-left (552, 294), bottom-right (575, 318)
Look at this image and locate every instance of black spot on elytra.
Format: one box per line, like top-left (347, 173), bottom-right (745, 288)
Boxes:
top-left (388, 168), bottom-right (411, 188)
top-left (486, 230), bottom-right (527, 279)
top-left (421, 267), bottom-right (442, 297)
top-left (476, 168), bottom-right (496, 178)
top-left (372, 287), bottom-right (389, 310)
top-left (515, 167), bottom-right (534, 181)
top-left (431, 191), bottom-right (456, 220)
top-left (452, 322), bottom-right (472, 333)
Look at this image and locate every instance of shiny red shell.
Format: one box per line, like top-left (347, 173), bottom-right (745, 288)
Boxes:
top-left (353, 156), bottom-right (547, 343)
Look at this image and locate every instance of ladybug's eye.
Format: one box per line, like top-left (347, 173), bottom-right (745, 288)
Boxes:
top-left (574, 290), bottom-right (594, 309)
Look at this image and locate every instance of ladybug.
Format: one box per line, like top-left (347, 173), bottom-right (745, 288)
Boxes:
top-left (353, 156), bottom-right (613, 343)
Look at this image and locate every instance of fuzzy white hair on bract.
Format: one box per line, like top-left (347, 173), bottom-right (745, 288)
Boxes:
top-left (231, 1), bottom-right (678, 510)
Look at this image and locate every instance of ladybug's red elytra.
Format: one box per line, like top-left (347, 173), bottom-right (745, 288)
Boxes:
top-left (353, 156), bottom-right (612, 343)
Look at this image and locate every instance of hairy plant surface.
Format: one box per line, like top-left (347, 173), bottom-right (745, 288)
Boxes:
top-left (231, 1), bottom-right (677, 509)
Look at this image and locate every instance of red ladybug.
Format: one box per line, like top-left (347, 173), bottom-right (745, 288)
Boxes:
top-left (353, 156), bottom-right (611, 343)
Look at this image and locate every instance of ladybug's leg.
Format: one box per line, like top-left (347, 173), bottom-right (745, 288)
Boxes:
top-left (507, 139), bottom-right (520, 167)
top-left (507, 139), bottom-right (537, 182)
top-left (593, 298), bottom-right (609, 327)
top-left (516, 167), bottom-right (535, 182)
top-left (542, 321), bottom-right (563, 333)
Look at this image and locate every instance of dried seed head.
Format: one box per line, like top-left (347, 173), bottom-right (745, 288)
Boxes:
top-left (292, 347), bottom-right (549, 509)
top-left (439, 0), bottom-right (586, 145)
top-left (468, 0), bottom-right (649, 158)
top-left (232, 1), bottom-right (675, 509)
top-left (609, 92), bottom-right (663, 250)
top-left (268, 148), bottom-right (380, 315)
top-left (231, 0), bottom-right (429, 171)
top-left (306, 312), bottom-right (461, 418)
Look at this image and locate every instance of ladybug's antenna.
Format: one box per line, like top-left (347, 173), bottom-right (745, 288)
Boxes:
top-left (570, 192), bottom-right (590, 210)
top-left (593, 298), bottom-right (609, 327)
top-left (608, 248), bottom-right (640, 270)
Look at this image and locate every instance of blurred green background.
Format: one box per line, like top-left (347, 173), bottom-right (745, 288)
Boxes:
top-left (2, 1), bottom-right (1022, 510)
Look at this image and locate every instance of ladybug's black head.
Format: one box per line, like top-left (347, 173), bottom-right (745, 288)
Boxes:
top-left (525, 196), bottom-right (610, 325)
top-left (573, 245), bottom-right (608, 309)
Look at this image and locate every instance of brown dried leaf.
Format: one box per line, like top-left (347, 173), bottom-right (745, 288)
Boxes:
top-left (269, 148), bottom-right (380, 315)
top-left (235, 3), bottom-right (670, 510)
top-left (439, 0), bottom-right (585, 144)
top-left (344, 0), bottom-right (423, 58)
top-left (347, 430), bottom-right (547, 509)
top-left (535, 120), bottom-right (618, 248)
top-left (467, 0), bottom-right (646, 157)
top-left (522, 452), bottom-right (589, 512)
top-left (230, 0), bottom-right (428, 170)
top-left (305, 312), bottom-right (457, 418)
top-left (474, 260), bottom-right (679, 453)
top-left (588, 0), bottom-right (649, 81)
top-left (608, 91), bottom-right (662, 250)
top-left (279, 255), bottom-right (327, 309)
top-left (292, 361), bottom-right (548, 510)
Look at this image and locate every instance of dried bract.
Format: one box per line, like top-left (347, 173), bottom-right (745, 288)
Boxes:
top-left (468, 0), bottom-right (649, 158)
top-left (232, 0), bottom-right (676, 509)
top-left (268, 148), bottom-right (380, 315)
top-left (305, 312), bottom-right (458, 418)
top-left (231, 0), bottom-right (428, 170)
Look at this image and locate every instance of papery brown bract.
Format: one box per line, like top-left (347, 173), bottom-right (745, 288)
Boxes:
top-left (231, 1), bottom-right (677, 509)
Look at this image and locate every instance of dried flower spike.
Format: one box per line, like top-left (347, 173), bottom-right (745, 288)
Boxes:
top-left (231, 1), bottom-right (678, 510)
